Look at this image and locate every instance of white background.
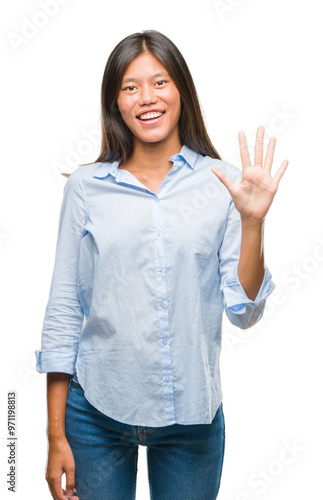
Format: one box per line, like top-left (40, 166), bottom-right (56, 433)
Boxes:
top-left (1, 0), bottom-right (322, 498)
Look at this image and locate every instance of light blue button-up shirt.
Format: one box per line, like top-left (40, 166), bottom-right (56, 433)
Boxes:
top-left (35, 144), bottom-right (275, 427)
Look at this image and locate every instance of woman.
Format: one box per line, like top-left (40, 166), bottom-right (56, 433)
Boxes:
top-left (35, 30), bottom-right (288, 500)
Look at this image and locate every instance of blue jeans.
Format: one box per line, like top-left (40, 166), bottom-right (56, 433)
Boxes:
top-left (65, 371), bottom-right (225, 499)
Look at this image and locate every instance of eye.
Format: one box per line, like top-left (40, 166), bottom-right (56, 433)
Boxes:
top-left (122, 86), bottom-right (136, 91)
top-left (155, 80), bottom-right (166, 87)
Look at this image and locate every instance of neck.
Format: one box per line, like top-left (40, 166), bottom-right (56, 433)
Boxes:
top-left (127, 135), bottom-right (182, 171)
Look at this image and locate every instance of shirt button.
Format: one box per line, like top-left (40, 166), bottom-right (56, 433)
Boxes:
top-left (159, 302), bottom-right (166, 309)
top-left (173, 166), bottom-right (178, 171)
top-left (157, 266), bottom-right (163, 272)
top-left (165, 376), bottom-right (171, 382)
top-left (163, 339), bottom-right (168, 345)
top-left (156, 231), bottom-right (161, 237)
top-left (154, 197), bottom-right (159, 203)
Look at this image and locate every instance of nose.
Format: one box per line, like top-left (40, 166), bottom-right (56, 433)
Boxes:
top-left (138, 85), bottom-right (158, 106)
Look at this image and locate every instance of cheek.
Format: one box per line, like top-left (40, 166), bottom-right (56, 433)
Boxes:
top-left (116, 96), bottom-right (132, 121)
top-left (167, 89), bottom-right (181, 114)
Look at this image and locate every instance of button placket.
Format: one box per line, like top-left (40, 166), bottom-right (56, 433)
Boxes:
top-left (151, 195), bottom-right (176, 423)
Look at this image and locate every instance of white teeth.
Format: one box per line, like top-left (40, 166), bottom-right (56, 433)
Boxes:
top-left (139, 111), bottom-right (164, 120)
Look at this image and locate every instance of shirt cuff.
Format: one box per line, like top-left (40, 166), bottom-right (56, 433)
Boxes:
top-left (222, 264), bottom-right (275, 315)
top-left (35, 350), bottom-right (77, 374)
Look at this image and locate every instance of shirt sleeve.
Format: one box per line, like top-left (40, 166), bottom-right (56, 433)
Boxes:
top-left (218, 163), bottom-right (275, 330)
top-left (35, 169), bottom-right (87, 374)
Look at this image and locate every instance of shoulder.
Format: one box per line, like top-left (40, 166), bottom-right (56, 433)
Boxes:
top-left (70, 161), bottom-right (104, 179)
top-left (63, 161), bottom-right (106, 189)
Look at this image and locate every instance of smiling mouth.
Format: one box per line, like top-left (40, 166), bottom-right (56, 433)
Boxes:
top-left (137, 111), bottom-right (165, 121)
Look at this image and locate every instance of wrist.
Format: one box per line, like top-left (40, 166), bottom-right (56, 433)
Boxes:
top-left (240, 215), bottom-right (265, 230)
top-left (47, 422), bottom-right (66, 441)
top-left (48, 432), bottom-right (67, 443)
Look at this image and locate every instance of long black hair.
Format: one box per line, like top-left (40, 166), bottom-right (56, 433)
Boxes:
top-left (86, 30), bottom-right (222, 168)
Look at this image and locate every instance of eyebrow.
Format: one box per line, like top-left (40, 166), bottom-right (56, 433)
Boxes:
top-left (121, 72), bottom-right (170, 84)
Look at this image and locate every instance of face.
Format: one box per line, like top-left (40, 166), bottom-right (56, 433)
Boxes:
top-left (116, 52), bottom-right (181, 146)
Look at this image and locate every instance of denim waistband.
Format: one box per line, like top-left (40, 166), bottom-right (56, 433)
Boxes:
top-left (72, 369), bottom-right (79, 383)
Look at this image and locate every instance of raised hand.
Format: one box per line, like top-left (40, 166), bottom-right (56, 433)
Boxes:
top-left (211, 126), bottom-right (289, 223)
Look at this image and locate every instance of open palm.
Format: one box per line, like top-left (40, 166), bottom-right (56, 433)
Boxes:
top-left (211, 126), bottom-right (289, 222)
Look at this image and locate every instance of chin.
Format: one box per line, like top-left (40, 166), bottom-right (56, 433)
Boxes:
top-left (135, 132), bottom-right (169, 144)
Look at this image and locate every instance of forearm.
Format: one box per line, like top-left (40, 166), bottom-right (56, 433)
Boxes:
top-left (237, 217), bottom-right (265, 301)
top-left (47, 373), bottom-right (70, 441)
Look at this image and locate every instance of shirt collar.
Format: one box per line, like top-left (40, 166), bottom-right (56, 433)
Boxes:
top-left (93, 144), bottom-right (199, 179)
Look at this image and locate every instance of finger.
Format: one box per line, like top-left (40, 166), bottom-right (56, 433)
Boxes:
top-left (46, 473), bottom-right (57, 500)
top-left (65, 467), bottom-right (76, 497)
top-left (264, 136), bottom-right (276, 173)
top-left (211, 167), bottom-right (236, 195)
top-left (63, 490), bottom-right (79, 500)
top-left (238, 130), bottom-right (252, 169)
top-left (254, 125), bottom-right (265, 167)
top-left (51, 477), bottom-right (68, 500)
top-left (48, 482), bottom-right (57, 500)
top-left (63, 488), bottom-right (77, 499)
top-left (63, 490), bottom-right (76, 500)
top-left (273, 159), bottom-right (289, 184)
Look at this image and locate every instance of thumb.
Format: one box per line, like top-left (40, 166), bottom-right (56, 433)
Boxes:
top-left (63, 488), bottom-right (77, 499)
top-left (211, 167), bottom-right (236, 195)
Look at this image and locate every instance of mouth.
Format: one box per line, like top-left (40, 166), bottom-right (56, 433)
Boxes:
top-left (136, 111), bottom-right (165, 125)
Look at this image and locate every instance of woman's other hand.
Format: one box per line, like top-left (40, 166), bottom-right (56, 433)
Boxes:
top-left (46, 436), bottom-right (79, 500)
